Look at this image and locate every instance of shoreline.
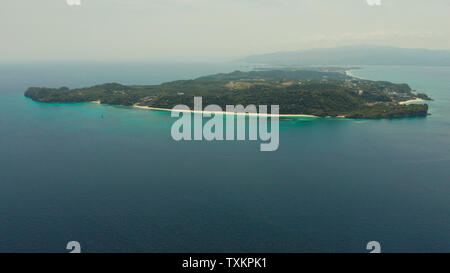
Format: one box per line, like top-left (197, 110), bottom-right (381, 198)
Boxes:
top-left (132, 104), bottom-right (319, 118)
top-left (345, 70), bottom-right (427, 106)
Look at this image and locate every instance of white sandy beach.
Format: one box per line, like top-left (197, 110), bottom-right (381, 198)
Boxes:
top-left (132, 104), bottom-right (318, 118)
top-left (399, 98), bottom-right (425, 105)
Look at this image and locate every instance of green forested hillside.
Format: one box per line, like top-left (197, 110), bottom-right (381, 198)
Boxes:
top-left (24, 70), bottom-right (430, 119)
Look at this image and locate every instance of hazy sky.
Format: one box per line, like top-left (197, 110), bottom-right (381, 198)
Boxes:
top-left (1, 0), bottom-right (449, 61)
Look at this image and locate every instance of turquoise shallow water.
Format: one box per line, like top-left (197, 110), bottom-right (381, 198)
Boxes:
top-left (0, 63), bottom-right (449, 252)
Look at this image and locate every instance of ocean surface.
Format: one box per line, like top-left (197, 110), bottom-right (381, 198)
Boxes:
top-left (0, 63), bottom-right (448, 253)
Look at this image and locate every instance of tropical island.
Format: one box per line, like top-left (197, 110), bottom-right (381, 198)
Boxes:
top-left (24, 69), bottom-right (431, 119)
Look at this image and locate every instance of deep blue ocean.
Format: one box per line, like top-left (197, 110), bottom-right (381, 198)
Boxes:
top-left (0, 63), bottom-right (448, 253)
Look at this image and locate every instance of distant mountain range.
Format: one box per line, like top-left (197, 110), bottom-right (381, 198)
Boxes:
top-left (240, 46), bottom-right (450, 66)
